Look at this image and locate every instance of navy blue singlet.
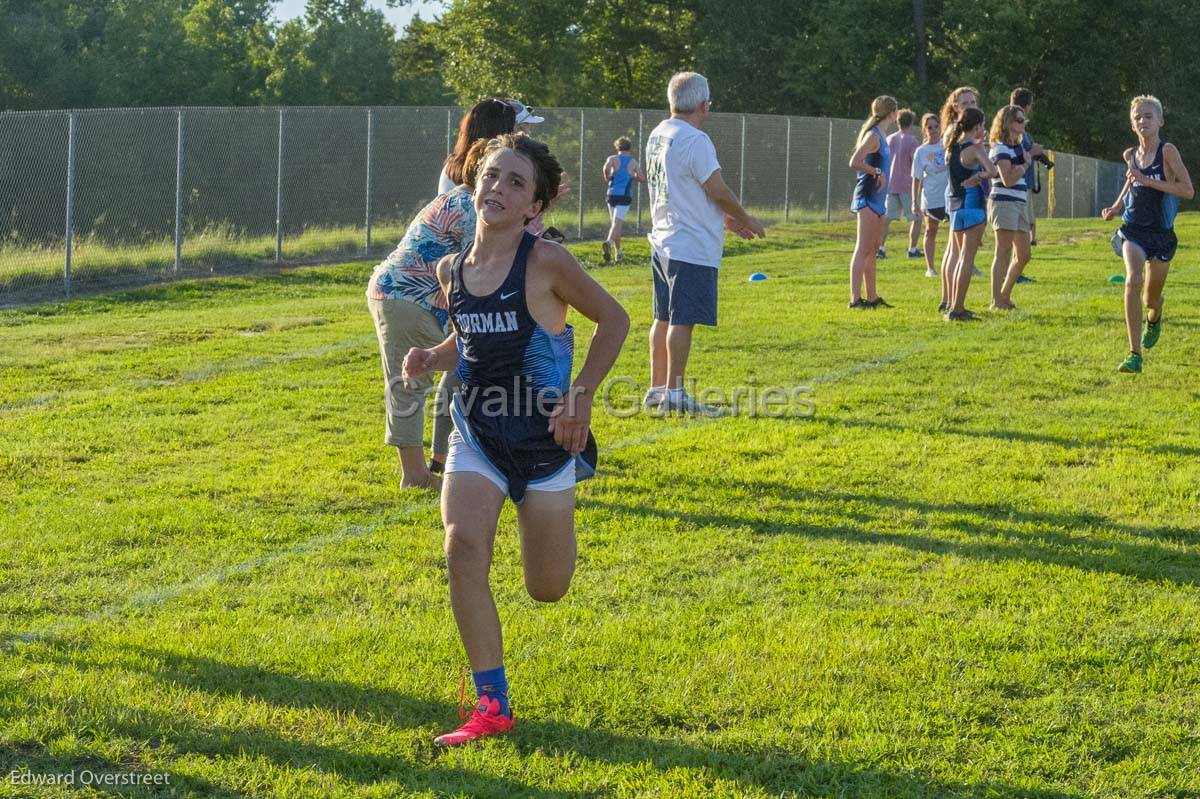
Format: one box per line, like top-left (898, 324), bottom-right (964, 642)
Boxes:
top-left (1112, 141), bottom-right (1179, 263)
top-left (448, 232), bottom-right (596, 502)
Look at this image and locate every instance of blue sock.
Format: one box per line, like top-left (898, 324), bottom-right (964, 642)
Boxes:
top-left (472, 666), bottom-right (510, 717)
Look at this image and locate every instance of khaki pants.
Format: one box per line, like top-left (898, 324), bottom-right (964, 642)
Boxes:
top-left (367, 297), bottom-right (456, 450)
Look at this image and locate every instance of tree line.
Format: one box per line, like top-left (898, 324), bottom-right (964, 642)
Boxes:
top-left (3, 0), bottom-right (1199, 164)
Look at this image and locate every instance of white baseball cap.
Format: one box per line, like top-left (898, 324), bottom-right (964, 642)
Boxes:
top-left (504, 99), bottom-right (544, 125)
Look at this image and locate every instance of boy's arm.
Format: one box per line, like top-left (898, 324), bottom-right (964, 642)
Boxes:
top-left (538, 245), bottom-right (630, 453)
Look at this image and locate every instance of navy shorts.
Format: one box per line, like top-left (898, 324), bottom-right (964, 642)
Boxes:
top-left (1114, 225), bottom-right (1177, 263)
top-left (924, 207), bottom-right (949, 222)
top-left (651, 250), bottom-right (718, 326)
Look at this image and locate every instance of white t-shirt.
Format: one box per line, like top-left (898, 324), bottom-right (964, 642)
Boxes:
top-left (437, 165), bottom-right (455, 195)
top-left (911, 142), bottom-right (948, 211)
top-left (645, 118), bottom-right (725, 268)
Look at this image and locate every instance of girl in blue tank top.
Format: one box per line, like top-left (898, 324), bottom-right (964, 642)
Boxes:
top-left (942, 108), bottom-right (996, 321)
top-left (1101, 95), bottom-right (1194, 373)
top-left (847, 95), bottom-right (898, 309)
top-left (402, 133), bottom-right (629, 748)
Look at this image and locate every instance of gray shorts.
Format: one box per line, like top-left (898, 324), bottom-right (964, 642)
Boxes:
top-left (651, 250), bottom-right (718, 326)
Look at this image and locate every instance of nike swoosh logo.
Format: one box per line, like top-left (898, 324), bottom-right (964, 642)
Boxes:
top-left (500, 291), bottom-right (519, 300)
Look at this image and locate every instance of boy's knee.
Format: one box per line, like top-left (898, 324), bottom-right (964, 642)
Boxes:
top-left (526, 575), bottom-right (571, 603)
top-left (444, 525), bottom-right (490, 572)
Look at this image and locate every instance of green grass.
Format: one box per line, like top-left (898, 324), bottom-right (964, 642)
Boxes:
top-left (2, 217), bottom-right (1199, 798)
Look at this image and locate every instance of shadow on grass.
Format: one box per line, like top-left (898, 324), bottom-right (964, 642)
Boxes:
top-left (809, 413), bottom-right (1200, 460)
top-left (583, 473), bottom-right (1199, 586)
top-left (5, 642), bottom-right (1081, 798)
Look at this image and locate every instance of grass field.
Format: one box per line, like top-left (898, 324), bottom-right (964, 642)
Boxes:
top-left (2, 217), bottom-right (1199, 798)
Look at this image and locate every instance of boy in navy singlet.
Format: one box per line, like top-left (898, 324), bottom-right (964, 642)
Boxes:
top-left (403, 133), bottom-right (630, 746)
top-left (1101, 96), bottom-right (1194, 373)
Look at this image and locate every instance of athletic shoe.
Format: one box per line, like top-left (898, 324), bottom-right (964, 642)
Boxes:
top-left (849, 298), bottom-right (869, 309)
top-left (866, 296), bottom-right (893, 308)
top-left (876, 248), bottom-right (887, 259)
top-left (1118, 352), bottom-right (1143, 373)
top-left (1030, 238), bottom-right (1038, 247)
top-left (642, 387), bottom-right (667, 409)
top-left (434, 696), bottom-right (515, 747)
top-left (970, 266), bottom-right (983, 277)
top-left (925, 268), bottom-right (938, 278)
top-left (937, 302), bottom-right (948, 313)
top-left (1016, 274), bottom-right (1036, 284)
top-left (664, 391), bottom-right (723, 417)
top-left (601, 240), bottom-right (612, 264)
top-left (1143, 316), bottom-right (1162, 349)
top-left (908, 247), bottom-right (924, 258)
top-left (614, 250), bottom-right (624, 264)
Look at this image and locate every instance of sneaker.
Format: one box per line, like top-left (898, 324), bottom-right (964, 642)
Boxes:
top-left (664, 391), bottom-right (723, 417)
top-left (614, 250), bottom-right (624, 264)
top-left (876, 248), bottom-right (887, 259)
top-left (642, 387), bottom-right (667, 409)
top-left (601, 240), bottom-right (612, 263)
top-left (908, 247), bottom-right (924, 258)
top-left (1118, 351), bottom-right (1143, 373)
top-left (434, 696), bottom-right (515, 747)
top-left (937, 302), bottom-right (948, 313)
top-left (849, 298), bottom-right (869, 309)
top-left (1030, 238), bottom-right (1039, 247)
top-left (1143, 316), bottom-right (1162, 349)
top-left (1016, 274), bottom-right (1036, 284)
top-left (970, 266), bottom-right (983, 277)
top-left (866, 296), bottom-right (893, 308)
top-left (925, 268), bottom-right (938, 278)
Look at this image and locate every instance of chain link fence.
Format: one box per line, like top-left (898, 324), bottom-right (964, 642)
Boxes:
top-left (0, 106), bottom-right (1126, 303)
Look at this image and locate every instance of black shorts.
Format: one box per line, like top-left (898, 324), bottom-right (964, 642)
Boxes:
top-left (1115, 225), bottom-right (1178, 263)
top-left (607, 194), bottom-right (632, 207)
top-left (924, 207), bottom-right (949, 222)
top-left (651, 250), bottom-right (718, 326)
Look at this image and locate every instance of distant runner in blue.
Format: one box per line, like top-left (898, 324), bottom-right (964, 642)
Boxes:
top-left (403, 133), bottom-right (629, 747)
top-left (601, 136), bottom-right (645, 263)
top-left (1101, 95), bottom-right (1193, 374)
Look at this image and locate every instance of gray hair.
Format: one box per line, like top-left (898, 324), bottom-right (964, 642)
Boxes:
top-left (668, 72), bottom-right (710, 114)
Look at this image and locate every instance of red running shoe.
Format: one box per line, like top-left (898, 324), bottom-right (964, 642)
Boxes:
top-left (433, 696), bottom-right (514, 747)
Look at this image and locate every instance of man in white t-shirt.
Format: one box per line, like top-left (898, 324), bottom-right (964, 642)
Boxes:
top-left (644, 72), bottom-right (765, 416)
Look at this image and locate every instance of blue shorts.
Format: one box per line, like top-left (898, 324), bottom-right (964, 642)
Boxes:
top-left (951, 208), bottom-right (986, 232)
top-left (1113, 225), bottom-right (1177, 263)
top-left (851, 197), bottom-right (886, 216)
top-left (651, 250), bottom-right (718, 326)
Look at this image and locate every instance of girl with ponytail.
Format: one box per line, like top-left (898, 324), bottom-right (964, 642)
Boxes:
top-left (943, 107), bottom-right (996, 321)
top-left (935, 87), bottom-right (980, 308)
top-left (847, 95), bottom-right (899, 308)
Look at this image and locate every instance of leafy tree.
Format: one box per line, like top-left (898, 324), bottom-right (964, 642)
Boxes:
top-left (183, 0), bottom-right (274, 105)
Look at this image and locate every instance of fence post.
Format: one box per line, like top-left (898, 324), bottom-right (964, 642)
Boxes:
top-left (275, 108), bottom-right (284, 264)
top-left (1093, 157), bottom-right (1100, 215)
top-left (174, 109), bottom-right (184, 275)
top-left (738, 114), bottom-right (746, 203)
top-left (636, 111), bottom-right (644, 233)
top-left (64, 111), bottom-right (76, 298)
top-left (825, 119), bottom-right (834, 223)
top-left (365, 107), bottom-right (373, 254)
top-left (1070, 155), bottom-right (1076, 217)
top-left (577, 109), bottom-right (585, 240)
top-left (783, 117), bottom-right (791, 223)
